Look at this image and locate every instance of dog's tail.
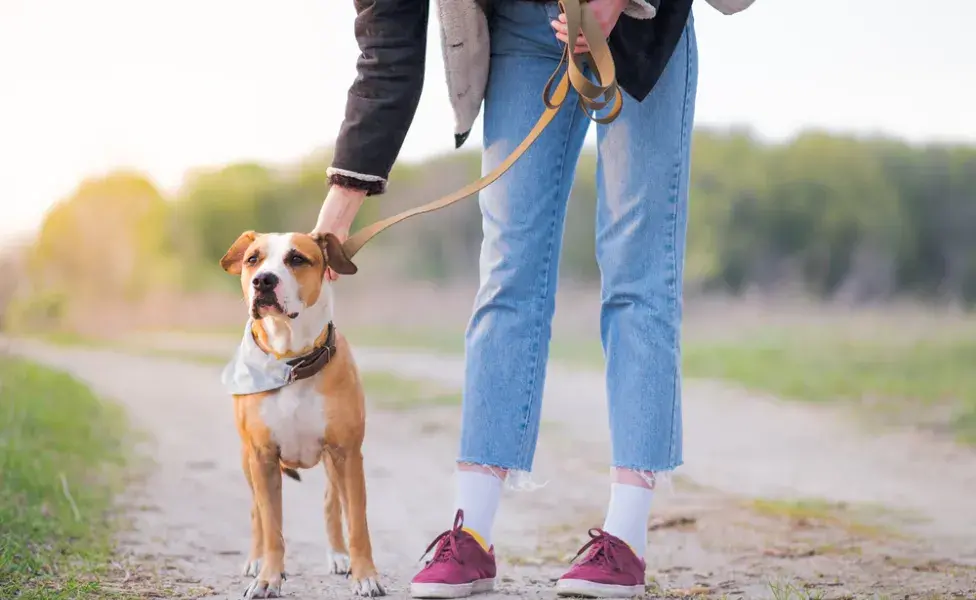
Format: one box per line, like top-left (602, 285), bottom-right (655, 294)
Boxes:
top-left (280, 464), bottom-right (301, 482)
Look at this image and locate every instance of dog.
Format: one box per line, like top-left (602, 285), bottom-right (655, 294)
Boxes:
top-left (219, 230), bottom-right (383, 598)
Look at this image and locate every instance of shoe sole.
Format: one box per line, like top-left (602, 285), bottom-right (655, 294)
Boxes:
top-left (555, 579), bottom-right (644, 598)
top-left (410, 578), bottom-right (495, 599)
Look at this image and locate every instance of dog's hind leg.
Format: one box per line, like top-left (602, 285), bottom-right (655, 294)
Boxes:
top-left (342, 449), bottom-right (385, 597)
top-left (241, 445), bottom-right (264, 578)
top-left (323, 451), bottom-right (350, 575)
top-left (242, 448), bottom-right (285, 599)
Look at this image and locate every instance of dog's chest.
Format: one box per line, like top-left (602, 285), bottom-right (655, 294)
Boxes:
top-left (260, 380), bottom-right (326, 467)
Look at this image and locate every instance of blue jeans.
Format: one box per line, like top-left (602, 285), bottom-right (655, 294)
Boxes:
top-left (459, 0), bottom-right (698, 475)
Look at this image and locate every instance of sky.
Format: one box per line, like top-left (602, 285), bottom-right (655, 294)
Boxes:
top-left (1, 0), bottom-right (973, 239)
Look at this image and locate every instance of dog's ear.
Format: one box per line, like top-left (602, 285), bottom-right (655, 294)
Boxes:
top-left (314, 232), bottom-right (358, 276)
top-left (220, 230), bottom-right (258, 275)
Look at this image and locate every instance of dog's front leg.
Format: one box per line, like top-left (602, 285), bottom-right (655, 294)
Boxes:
top-left (324, 451), bottom-right (351, 575)
top-left (343, 449), bottom-right (384, 597)
top-left (241, 445), bottom-right (264, 577)
top-left (242, 448), bottom-right (285, 599)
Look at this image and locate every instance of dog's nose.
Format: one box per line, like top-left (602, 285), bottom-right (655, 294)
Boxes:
top-left (252, 272), bottom-right (279, 292)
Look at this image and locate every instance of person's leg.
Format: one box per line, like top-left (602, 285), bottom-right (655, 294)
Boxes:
top-left (598, 8), bottom-right (698, 553)
top-left (457, 0), bottom-right (590, 538)
top-left (555, 11), bottom-right (698, 599)
top-left (411, 2), bottom-right (590, 598)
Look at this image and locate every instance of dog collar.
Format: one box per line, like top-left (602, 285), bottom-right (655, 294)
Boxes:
top-left (284, 323), bottom-right (336, 384)
top-left (221, 320), bottom-right (337, 395)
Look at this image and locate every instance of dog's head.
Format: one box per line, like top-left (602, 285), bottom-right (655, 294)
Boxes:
top-left (219, 231), bottom-right (357, 322)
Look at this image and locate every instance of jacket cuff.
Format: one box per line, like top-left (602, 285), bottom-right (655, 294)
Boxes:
top-left (623, 0), bottom-right (657, 19)
top-left (326, 167), bottom-right (387, 196)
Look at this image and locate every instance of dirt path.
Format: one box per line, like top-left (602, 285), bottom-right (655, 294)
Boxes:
top-left (6, 338), bottom-right (976, 599)
top-left (136, 332), bottom-right (976, 555)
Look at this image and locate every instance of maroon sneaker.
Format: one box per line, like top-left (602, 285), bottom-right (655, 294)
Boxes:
top-left (410, 509), bottom-right (496, 599)
top-left (555, 529), bottom-right (646, 598)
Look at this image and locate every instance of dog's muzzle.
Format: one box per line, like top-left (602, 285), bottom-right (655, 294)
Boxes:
top-left (251, 293), bottom-right (284, 317)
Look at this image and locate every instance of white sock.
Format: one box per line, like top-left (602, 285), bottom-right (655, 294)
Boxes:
top-left (453, 470), bottom-right (502, 548)
top-left (602, 483), bottom-right (654, 558)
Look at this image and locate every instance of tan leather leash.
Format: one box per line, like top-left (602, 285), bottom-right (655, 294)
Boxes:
top-left (341, 0), bottom-right (623, 261)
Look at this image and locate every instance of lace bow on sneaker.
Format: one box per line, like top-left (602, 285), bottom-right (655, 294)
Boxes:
top-left (410, 509), bottom-right (497, 599)
top-left (419, 510), bottom-right (468, 565)
top-left (555, 528), bottom-right (646, 598)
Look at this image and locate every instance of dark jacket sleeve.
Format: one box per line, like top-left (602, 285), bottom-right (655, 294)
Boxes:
top-left (328, 0), bottom-right (429, 196)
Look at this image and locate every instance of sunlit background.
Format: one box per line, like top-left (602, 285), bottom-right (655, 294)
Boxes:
top-left (2, 1), bottom-right (976, 598)
top-left (3, 0), bottom-right (974, 238)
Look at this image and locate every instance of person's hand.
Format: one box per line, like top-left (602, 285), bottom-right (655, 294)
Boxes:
top-left (312, 185), bottom-right (366, 281)
top-left (551, 0), bottom-right (628, 54)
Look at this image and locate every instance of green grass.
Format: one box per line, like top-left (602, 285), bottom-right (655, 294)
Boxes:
top-left (361, 371), bottom-right (461, 410)
top-left (683, 336), bottom-right (976, 444)
top-left (33, 323), bottom-right (976, 443)
top-left (766, 581), bottom-right (827, 600)
top-left (342, 326), bottom-right (465, 356)
top-left (35, 331), bottom-right (115, 348)
top-left (35, 332), bottom-right (226, 366)
top-left (340, 326), bottom-right (976, 444)
top-left (342, 325), bottom-right (607, 365)
top-left (33, 330), bottom-right (464, 412)
top-left (747, 497), bottom-right (901, 540)
top-left (127, 348), bottom-right (226, 366)
top-left (0, 356), bottom-right (131, 599)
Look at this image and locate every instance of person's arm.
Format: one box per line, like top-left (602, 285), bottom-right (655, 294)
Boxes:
top-left (327, 0), bottom-right (429, 196)
top-left (313, 0), bottom-right (427, 277)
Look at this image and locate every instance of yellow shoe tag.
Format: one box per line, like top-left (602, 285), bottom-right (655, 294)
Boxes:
top-left (462, 527), bottom-right (490, 551)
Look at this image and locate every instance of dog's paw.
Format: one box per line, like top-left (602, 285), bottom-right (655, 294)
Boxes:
top-left (351, 577), bottom-right (385, 597)
top-left (241, 558), bottom-right (262, 578)
top-left (327, 552), bottom-right (351, 575)
top-left (241, 574), bottom-right (283, 599)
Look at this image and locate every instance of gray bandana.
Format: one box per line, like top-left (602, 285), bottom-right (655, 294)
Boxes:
top-left (221, 320), bottom-right (296, 395)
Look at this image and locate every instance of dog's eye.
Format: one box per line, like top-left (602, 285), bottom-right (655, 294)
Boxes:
top-left (246, 254), bottom-right (258, 265)
top-left (288, 254), bottom-right (308, 267)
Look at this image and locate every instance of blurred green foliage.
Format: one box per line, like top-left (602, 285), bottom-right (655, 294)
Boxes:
top-left (10, 128), bottom-right (976, 320)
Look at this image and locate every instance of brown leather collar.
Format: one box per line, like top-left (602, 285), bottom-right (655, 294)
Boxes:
top-left (284, 322), bottom-right (336, 384)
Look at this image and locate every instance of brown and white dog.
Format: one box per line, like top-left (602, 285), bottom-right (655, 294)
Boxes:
top-left (219, 230), bottom-right (383, 598)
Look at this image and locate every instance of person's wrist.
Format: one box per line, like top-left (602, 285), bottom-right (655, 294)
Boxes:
top-left (314, 185), bottom-right (366, 235)
top-left (328, 184), bottom-right (367, 210)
